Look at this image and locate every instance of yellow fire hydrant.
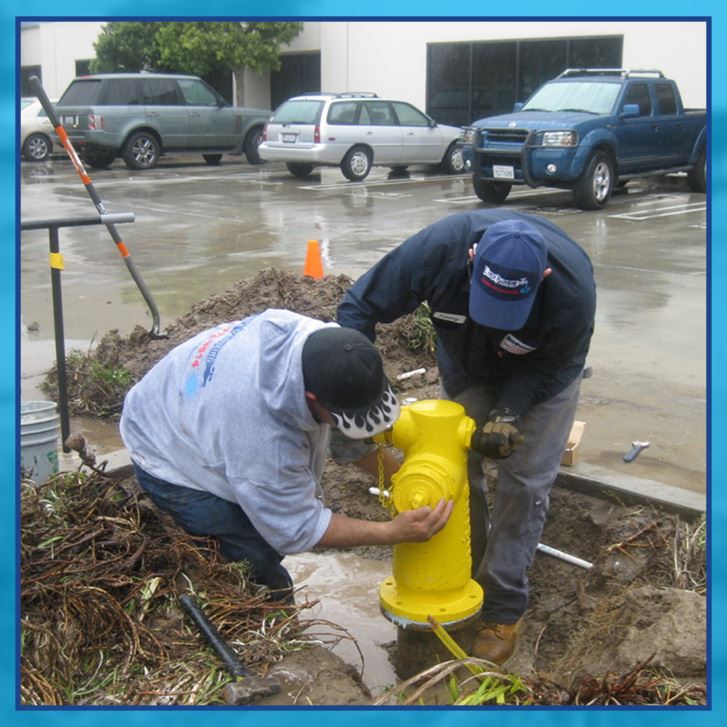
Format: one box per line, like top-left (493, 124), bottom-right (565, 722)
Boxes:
top-left (374, 399), bottom-right (484, 628)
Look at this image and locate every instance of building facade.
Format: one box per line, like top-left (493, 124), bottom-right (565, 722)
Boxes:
top-left (20, 20), bottom-right (708, 121)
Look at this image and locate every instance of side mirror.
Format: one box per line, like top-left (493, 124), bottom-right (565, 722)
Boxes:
top-left (428, 118), bottom-right (437, 128)
top-left (513, 102), bottom-right (524, 112)
top-left (621, 103), bottom-right (640, 118)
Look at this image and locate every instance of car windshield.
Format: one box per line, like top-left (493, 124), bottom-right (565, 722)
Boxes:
top-left (58, 79), bottom-right (104, 106)
top-left (272, 99), bottom-right (324, 124)
top-left (21, 98), bottom-right (34, 110)
top-left (521, 81), bottom-right (621, 115)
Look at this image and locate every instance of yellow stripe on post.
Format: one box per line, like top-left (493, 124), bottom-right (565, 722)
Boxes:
top-left (49, 252), bottom-right (65, 270)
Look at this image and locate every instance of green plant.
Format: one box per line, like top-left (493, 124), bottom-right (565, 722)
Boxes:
top-left (403, 303), bottom-right (436, 354)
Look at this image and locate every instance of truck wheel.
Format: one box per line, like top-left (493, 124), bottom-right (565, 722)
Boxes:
top-left (573, 151), bottom-right (613, 210)
top-left (341, 146), bottom-right (372, 181)
top-left (244, 128), bottom-right (265, 165)
top-left (473, 175), bottom-right (511, 203)
top-left (286, 162), bottom-right (314, 178)
top-left (122, 131), bottom-right (160, 170)
top-left (686, 149), bottom-right (706, 193)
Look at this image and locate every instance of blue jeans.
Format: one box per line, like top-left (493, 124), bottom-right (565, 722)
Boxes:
top-left (132, 462), bottom-right (293, 599)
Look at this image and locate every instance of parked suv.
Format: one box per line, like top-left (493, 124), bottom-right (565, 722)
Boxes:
top-left (259, 92), bottom-right (465, 181)
top-left (54, 73), bottom-right (272, 170)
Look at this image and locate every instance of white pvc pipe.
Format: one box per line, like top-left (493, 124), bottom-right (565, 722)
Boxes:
top-left (537, 542), bottom-right (593, 570)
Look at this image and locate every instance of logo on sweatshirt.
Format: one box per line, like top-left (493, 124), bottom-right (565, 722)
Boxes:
top-left (184, 319), bottom-right (252, 396)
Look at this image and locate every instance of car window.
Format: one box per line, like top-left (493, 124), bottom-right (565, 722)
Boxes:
top-left (392, 102), bottom-right (430, 127)
top-left (272, 100), bottom-right (324, 124)
top-left (143, 78), bottom-right (182, 105)
top-left (522, 81), bottom-right (621, 114)
top-left (623, 83), bottom-right (652, 116)
top-left (58, 79), bottom-right (105, 106)
top-left (21, 98), bottom-right (34, 110)
top-left (655, 83), bottom-right (677, 115)
top-left (363, 101), bottom-right (396, 126)
top-left (327, 102), bottom-right (359, 125)
top-left (178, 79), bottom-right (220, 107)
top-left (101, 79), bottom-right (143, 105)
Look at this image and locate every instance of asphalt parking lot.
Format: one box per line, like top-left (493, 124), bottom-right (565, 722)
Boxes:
top-left (20, 153), bottom-right (707, 499)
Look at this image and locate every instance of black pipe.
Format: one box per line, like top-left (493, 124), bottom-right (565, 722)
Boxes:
top-left (179, 594), bottom-right (251, 678)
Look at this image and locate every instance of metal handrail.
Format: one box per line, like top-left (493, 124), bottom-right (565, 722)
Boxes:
top-left (21, 212), bottom-right (135, 450)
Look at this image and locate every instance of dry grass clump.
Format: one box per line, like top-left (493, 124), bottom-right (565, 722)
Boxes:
top-left (20, 469), bottom-right (313, 705)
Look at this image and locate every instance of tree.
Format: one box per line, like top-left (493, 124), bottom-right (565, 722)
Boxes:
top-left (90, 21), bottom-right (303, 96)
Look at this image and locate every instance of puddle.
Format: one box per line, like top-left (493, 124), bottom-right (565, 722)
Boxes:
top-left (285, 551), bottom-right (397, 697)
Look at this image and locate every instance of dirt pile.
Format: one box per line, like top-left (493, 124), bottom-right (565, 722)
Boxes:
top-left (32, 269), bottom-right (706, 706)
top-left (45, 268), bottom-right (435, 417)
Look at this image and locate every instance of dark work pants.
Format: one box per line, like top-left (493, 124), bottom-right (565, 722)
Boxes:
top-left (132, 461), bottom-right (293, 598)
top-left (444, 374), bottom-right (582, 624)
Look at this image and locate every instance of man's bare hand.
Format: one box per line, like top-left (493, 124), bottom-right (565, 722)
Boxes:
top-left (389, 498), bottom-right (454, 543)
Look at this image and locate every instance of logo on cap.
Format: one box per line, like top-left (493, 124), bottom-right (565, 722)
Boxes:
top-left (480, 264), bottom-right (532, 296)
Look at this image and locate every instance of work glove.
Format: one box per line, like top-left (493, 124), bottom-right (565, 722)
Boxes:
top-left (471, 409), bottom-right (525, 459)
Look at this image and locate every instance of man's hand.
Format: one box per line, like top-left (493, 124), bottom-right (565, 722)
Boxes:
top-left (388, 498), bottom-right (454, 543)
top-left (474, 410), bottom-right (525, 459)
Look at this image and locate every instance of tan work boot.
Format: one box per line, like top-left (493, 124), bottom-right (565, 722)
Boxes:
top-left (471, 619), bottom-right (522, 666)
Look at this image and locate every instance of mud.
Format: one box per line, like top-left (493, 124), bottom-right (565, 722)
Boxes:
top-left (53, 269), bottom-right (706, 705)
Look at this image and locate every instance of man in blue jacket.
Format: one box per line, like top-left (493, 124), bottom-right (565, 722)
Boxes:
top-left (337, 209), bottom-right (596, 665)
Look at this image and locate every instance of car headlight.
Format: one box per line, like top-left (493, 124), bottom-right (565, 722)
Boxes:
top-left (460, 126), bottom-right (476, 145)
top-left (541, 131), bottom-right (578, 147)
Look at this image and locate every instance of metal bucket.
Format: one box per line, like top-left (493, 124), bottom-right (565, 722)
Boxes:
top-left (20, 401), bottom-right (60, 485)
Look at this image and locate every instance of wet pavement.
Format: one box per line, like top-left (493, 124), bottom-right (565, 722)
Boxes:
top-left (20, 153), bottom-right (707, 496)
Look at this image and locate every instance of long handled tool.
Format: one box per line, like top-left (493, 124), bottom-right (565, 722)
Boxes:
top-left (179, 594), bottom-right (281, 705)
top-left (29, 75), bottom-right (164, 338)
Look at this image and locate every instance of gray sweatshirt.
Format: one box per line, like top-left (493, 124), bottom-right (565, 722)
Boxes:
top-left (119, 309), bottom-right (335, 554)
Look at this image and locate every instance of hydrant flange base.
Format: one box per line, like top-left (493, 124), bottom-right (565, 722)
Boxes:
top-left (379, 577), bottom-right (483, 626)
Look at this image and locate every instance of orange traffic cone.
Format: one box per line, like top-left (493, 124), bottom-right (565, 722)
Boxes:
top-left (303, 239), bottom-right (324, 279)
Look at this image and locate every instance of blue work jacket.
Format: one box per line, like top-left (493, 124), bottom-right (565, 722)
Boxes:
top-left (336, 209), bottom-right (596, 417)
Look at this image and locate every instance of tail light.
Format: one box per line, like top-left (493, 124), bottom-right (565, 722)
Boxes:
top-left (87, 114), bottom-right (105, 130)
top-left (314, 125), bottom-right (320, 144)
top-left (262, 123), bottom-right (268, 142)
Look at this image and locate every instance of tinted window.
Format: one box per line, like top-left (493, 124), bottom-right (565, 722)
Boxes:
top-left (178, 79), bottom-right (219, 106)
top-left (623, 83), bottom-right (652, 116)
top-left (101, 79), bottom-right (143, 105)
top-left (143, 78), bottom-right (181, 105)
top-left (519, 39), bottom-right (567, 101)
top-left (58, 79), bottom-right (105, 106)
top-left (272, 99), bottom-right (324, 124)
top-left (363, 101), bottom-right (396, 126)
top-left (327, 102), bottom-right (359, 125)
top-left (655, 83), bottom-right (677, 115)
top-left (426, 36), bottom-right (622, 125)
top-left (392, 102), bottom-right (429, 127)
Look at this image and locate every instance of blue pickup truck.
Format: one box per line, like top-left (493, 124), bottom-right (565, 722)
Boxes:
top-left (460, 69), bottom-right (707, 209)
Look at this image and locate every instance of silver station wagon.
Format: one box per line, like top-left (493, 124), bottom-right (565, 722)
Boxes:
top-left (259, 92), bottom-right (465, 181)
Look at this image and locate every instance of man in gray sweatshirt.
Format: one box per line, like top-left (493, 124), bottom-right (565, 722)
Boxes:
top-left (120, 308), bottom-right (452, 601)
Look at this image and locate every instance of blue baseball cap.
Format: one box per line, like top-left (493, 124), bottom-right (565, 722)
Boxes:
top-left (469, 219), bottom-right (548, 331)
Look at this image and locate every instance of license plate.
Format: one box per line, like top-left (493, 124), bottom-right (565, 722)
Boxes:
top-left (62, 115), bottom-right (79, 127)
top-left (493, 164), bottom-right (515, 180)
top-left (282, 133), bottom-right (297, 143)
